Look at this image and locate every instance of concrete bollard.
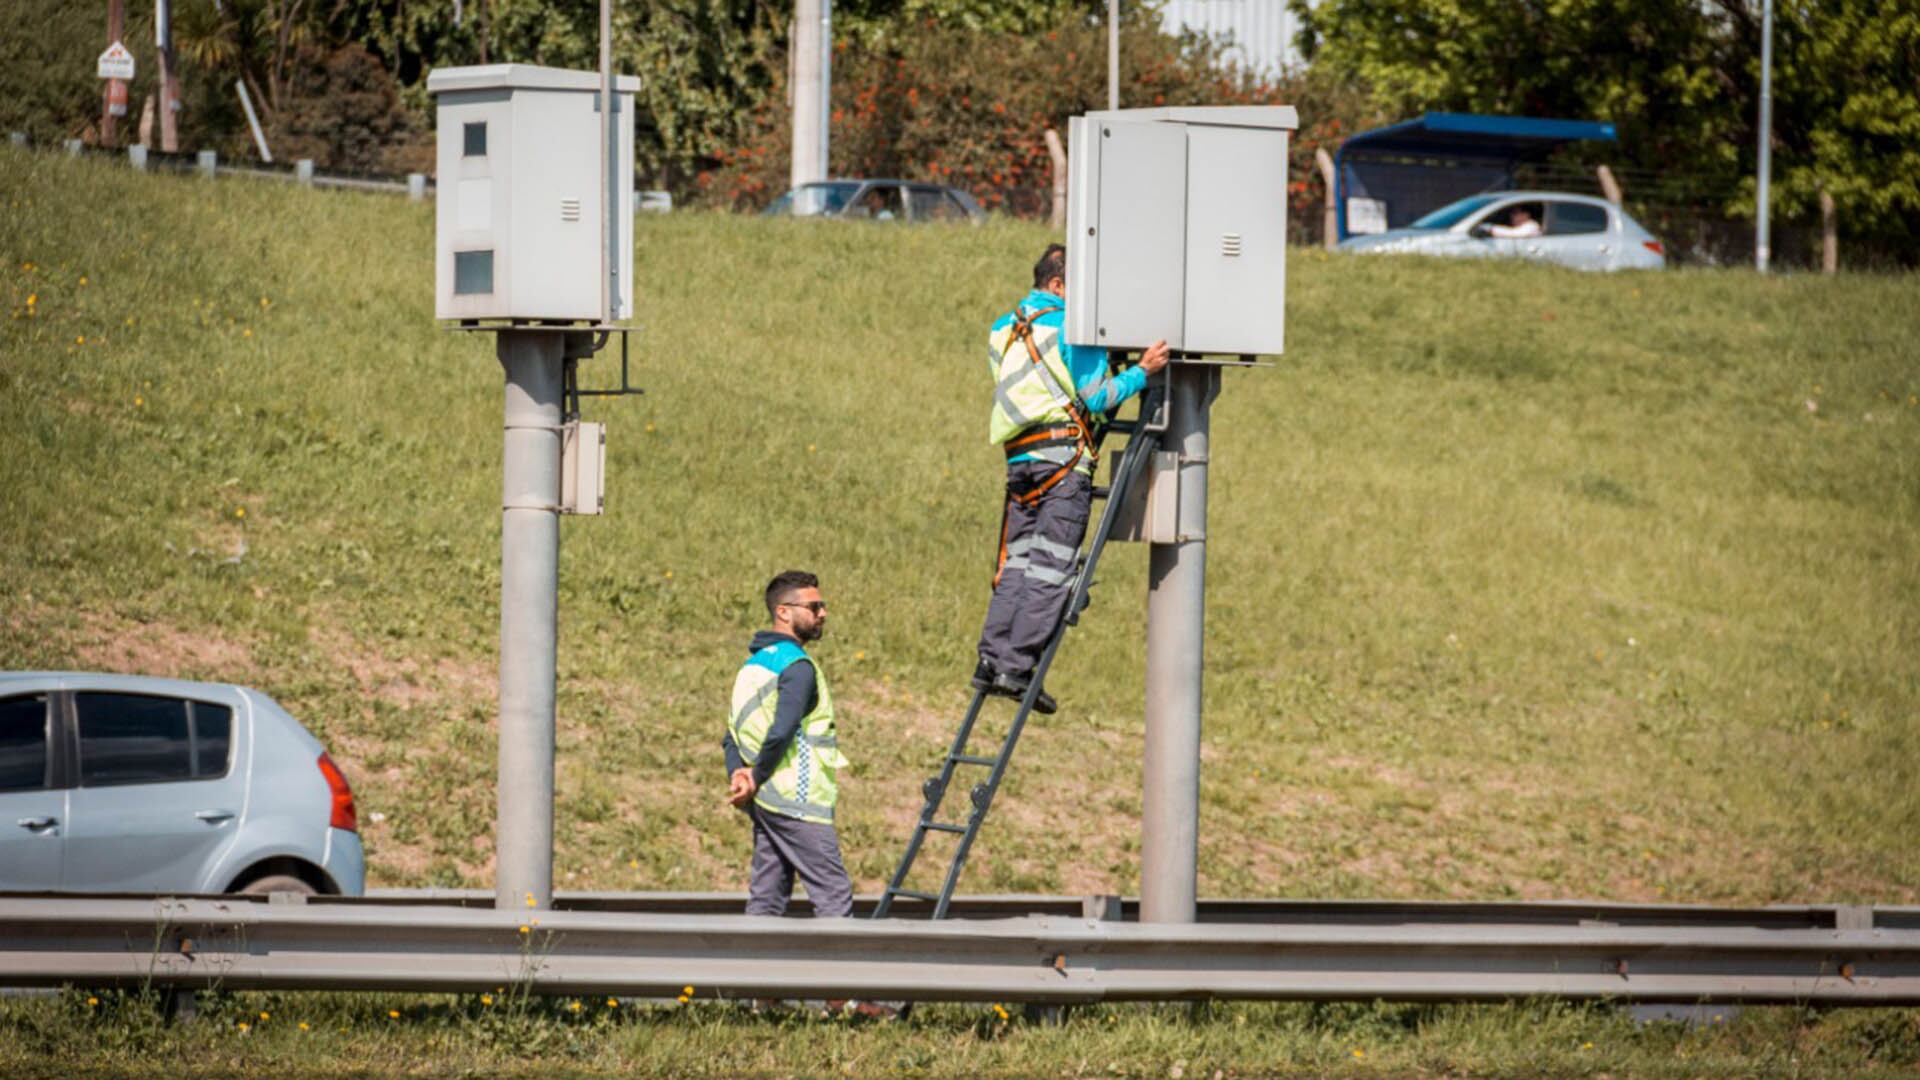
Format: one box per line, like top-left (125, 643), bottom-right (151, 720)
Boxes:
top-left (128, 144), bottom-right (148, 170)
top-left (7, 132), bottom-right (25, 148)
top-left (197, 149), bottom-right (218, 177)
top-left (295, 159), bottom-right (314, 185)
top-left (407, 173), bottom-right (427, 201)
top-left (64, 139), bottom-right (84, 156)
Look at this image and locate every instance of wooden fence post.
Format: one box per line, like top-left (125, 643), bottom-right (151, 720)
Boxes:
top-left (1045, 128), bottom-right (1068, 232)
top-left (1820, 187), bottom-right (1837, 274)
top-left (1596, 165), bottom-right (1623, 205)
top-left (1314, 147), bottom-right (1337, 250)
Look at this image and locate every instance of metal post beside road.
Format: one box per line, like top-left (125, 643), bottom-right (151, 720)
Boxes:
top-left (1756, 0), bottom-right (1774, 272)
top-left (495, 331), bottom-right (565, 911)
top-left (1141, 363), bottom-right (1219, 924)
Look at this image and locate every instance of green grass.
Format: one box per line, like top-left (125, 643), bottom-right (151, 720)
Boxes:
top-left (2, 148), bottom-right (1919, 1077)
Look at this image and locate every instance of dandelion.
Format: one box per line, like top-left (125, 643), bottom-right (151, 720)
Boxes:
top-left (525, 892), bottom-right (536, 907)
top-left (645, 422), bottom-right (656, 433)
top-left (259, 296), bottom-right (271, 308)
top-left (21, 262), bottom-right (34, 272)
top-left (628, 858), bottom-right (639, 869)
top-left (388, 1009), bottom-right (401, 1019)
top-left (235, 507), bottom-right (246, 519)
top-left (1352, 1048), bottom-right (1365, 1059)
top-left (24, 294), bottom-right (34, 306)
top-left (259, 1011), bottom-right (270, 1021)
top-left (1582, 1041), bottom-right (1594, 1049)
top-left (237, 1021), bottom-right (250, 1032)
top-left (518, 925), bottom-right (531, 934)
top-left (125, 316), bottom-right (134, 326)
top-left (78, 276), bottom-right (88, 286)
top-left (682, 985), bottom-right (694, 997)
top-left (298, 1021), bottom-right (310, 1031)
top-left (87, 996), bottom-right (99, 1007)
top-left (569, 1000), bottom-right (583, 1012)
top-left (481, 994), bottom-right (494, 1005)
top-left (75, 335), bottom-right (85, 345)
top-left (854, 651), bottom-right (866, 660)
top-left (807, 443), bottom-right (817, 453)
top-left (606, 997), bottom-right (618, 1008)
top-left (242, 328), bottom-right (252, 338)
top-left (135, 396), bottom-right (144, 407)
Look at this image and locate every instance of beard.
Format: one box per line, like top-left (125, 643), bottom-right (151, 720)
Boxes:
top-left (796, 619), bottom-right (824, 643)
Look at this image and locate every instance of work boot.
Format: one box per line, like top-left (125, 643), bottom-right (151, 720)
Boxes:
top-left (969, 660), bottom-right (994, 693)
top-left (987, 671), bottom-right (1057, 715)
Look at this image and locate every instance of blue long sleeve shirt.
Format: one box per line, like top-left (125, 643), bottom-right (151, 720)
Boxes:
top-left (995, 289), bottom-right (1150, 465)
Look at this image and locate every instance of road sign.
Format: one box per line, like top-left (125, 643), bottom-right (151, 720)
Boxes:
top-left (97, 41), bottom-right (135, 81)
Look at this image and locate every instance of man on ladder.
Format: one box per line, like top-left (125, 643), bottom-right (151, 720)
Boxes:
top-left (973, 244), bottom-right (1168, 711)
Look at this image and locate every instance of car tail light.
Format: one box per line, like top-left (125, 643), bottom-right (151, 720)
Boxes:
top-left (317, 753), bottom-right (358, 833)
top-left (1643, 240), bottom-right (1666, 256)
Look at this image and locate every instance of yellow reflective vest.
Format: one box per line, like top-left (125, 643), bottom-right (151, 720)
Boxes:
top-left (728, 639), bottom-right (845, 824)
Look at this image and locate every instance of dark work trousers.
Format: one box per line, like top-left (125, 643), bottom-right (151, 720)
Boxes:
top-left (745, 804), bottom-right (853, 917)
top-left (976, 462), bottom-right (1092, 677)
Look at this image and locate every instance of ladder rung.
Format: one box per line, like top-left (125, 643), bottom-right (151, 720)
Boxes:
top-left (1091, 486), bottom-right (1111, 499)
top-left (887, 888), bottom-right (941, 903)
top-left (922, 822), bottom-right (967, 834)
top-left (1106, 421), bottom-right (1138, 434)
top-left (951, 753), bottom-right (998, 766)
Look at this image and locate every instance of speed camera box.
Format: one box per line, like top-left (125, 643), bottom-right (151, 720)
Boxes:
top-left (427, 64), bottom-right (639, 323)
top-left (1065, 106), bottom-right (1297, 356)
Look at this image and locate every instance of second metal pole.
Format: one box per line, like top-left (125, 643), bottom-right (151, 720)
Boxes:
top-left (1141, 363), bottom-right (1218, 924)
top-left (495, 331), bottom-right (565, 911)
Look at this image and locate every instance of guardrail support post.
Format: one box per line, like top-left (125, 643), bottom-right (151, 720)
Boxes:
top-left (64, 139), bottom-right (84, 156)
top-left (196, 150), bottom-right (217, 178)
top-left (1142, 363), bottom-right (1219, 924)
top-left (495, 330), bottom-right (564, 911)
top-left (129, 144), bottom-right (148, 170)
top-left (408, 173), bottom-right (427, 201)
top-left (296, 159), bottom-right (314, 185)
top-left (7, 132), bottom-right (25, 148)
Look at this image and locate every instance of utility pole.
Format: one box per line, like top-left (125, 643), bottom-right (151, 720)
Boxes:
top-left (1755, 0), bottom-right (1774, 273)
top-left (1107, 0), bottom-right (1119, 110)
top-left (791, 0), bottom-right (824, 195)
top-left (493, 331), bottom-right (565, 912)
top-left (102, 0), bottom-right (125, 146)
top-left (156, 0), bottom-right (179, 152)
top-left (1141, 363), bottom-right (1219, 924)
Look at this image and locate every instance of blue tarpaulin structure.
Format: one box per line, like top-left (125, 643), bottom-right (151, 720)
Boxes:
top-left (1335, 113), bottom-right (1618, 241)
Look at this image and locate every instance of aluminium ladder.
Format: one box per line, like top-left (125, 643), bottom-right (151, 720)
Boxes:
top-left (873, 376), bottom-right (1169, 920)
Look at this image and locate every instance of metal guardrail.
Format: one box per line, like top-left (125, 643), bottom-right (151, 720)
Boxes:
top-left (3, 894), bottom-right (1916, 1004)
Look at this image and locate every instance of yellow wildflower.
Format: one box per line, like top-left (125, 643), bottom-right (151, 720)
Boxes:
top-left (481, 994), bottom-right (494, 1005)
top-left (606, 998), bottom-right (618, 1008)
top-left (569, 1000), bottom-right (583, 1012)
top-left (388, 1009), bottom-right (400, 1019)
top-left (237, 1022), bottom-right (250, 1032)
top-left (87, 996), bottom-right (99, 1007)
top-left (235, 507), bottom-right (246, 519)
top-left (299, 1022), bottom-right (310, 1031)
top-left (259, 1011), bottom-right (270, 1021)
top-left (518, 925), bottom-right (530, 935)
top-left (242, 328), bottom-right (252, 338)
top-left (78, 276), bottom-right (88, 286)
top-left (75, 335), bottom-right (85, 345)
top-left (682, 985), bottom-right (694, 996)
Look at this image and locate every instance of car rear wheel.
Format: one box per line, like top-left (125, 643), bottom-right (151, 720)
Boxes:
top-left (239, 873), bottom-right (317, 897)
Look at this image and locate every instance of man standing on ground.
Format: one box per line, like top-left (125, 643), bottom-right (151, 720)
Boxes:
top-left (724, 570), bottom-right (853, 917)
top-left (973, 244), bottom-right (1169, 712)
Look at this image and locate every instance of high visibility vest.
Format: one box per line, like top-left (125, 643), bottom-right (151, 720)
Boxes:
top-left (987, 304), bottom-right (1088, 469)
top-left (728, 640), bottom-right (846, 824)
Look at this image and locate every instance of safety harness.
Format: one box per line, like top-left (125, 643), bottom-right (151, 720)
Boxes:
top-left (993, 304), bottom-right (1098, 586)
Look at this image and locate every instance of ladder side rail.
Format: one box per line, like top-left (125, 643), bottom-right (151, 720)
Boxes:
top-left (874, 690), bottom-right (991, 918)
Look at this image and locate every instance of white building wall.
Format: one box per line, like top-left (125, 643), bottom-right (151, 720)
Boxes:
top-left (1157, 0), bottom-right (1312, 78)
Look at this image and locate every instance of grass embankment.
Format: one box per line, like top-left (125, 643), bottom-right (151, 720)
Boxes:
top-left (2, 149), bottom-right (1918, 1078)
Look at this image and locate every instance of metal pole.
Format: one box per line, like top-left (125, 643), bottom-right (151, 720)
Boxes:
top-left (1107, 0), bottom-right (1119, 111)
top-left (599, 0), bottom-right (612, 323)
top-left (495, 330), bottom-right (564, 911)
top-left (791, 0), bottom-right (823, 193)
top-left (819, 0), bottom-right (832, 178)
top-left (235, 80), bottom-right (272, 162)
top-left (1755, 0), bottom-right (1773, 273)
top-left (156, 0), bottom-right (178, 153)
top-left (102, 0), bottom-right (125, 146)
top-left (1141, 363), bottom-right (1218, 924)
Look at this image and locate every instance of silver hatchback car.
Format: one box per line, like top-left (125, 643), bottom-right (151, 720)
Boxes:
top-left (0, 672), bottom-right (365, 896)
top-left (1340, 191), bottom-right (1667, 271)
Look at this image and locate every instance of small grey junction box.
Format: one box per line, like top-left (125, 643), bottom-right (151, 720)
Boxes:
top-left (427, 64), bottom-right (639, 323)
top-left (1065, 106), bottom-right (1297, 356)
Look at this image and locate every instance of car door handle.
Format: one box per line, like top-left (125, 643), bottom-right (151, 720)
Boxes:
top-left (195, 809), bottom-right (236, 824)
top-left (16, 816), bottom-right (58, 830)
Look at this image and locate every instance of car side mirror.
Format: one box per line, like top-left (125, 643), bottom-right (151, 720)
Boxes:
top-left (1469, 223), bottom-right (1493, 239)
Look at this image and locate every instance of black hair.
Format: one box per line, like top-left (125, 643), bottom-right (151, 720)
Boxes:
top-left (1032, 243), bottom-right (1067, 289)
top-left (764, 570), bottom-right (819, 619)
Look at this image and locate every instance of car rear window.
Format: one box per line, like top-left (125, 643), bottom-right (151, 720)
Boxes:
top-left (909, 186), bottom-right (967, 222)
top-left (1548, 202), bottom-right (1610, 235)
top-left (0, 694), bottom-right (49, 792)
top-left (76, 693), bottom-right (234, 786)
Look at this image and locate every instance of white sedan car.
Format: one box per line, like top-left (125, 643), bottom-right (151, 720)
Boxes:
top-left (1340, 191), bottom-right (1667, 271)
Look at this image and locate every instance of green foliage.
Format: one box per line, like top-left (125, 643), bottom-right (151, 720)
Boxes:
top-left (1294, 0), bottom-right (1920, 241)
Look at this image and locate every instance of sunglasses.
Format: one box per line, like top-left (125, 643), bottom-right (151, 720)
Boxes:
top-left (780, 600), bottom-right (827, 615)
